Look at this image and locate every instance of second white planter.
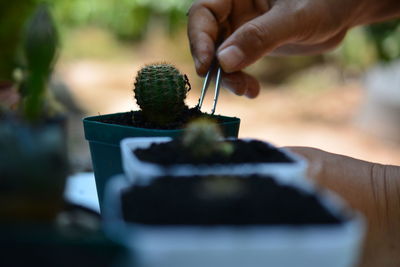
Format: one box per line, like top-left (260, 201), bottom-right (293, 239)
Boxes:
top-left (103, 175), bottom-right (365, 267)
top-left (121, 137), bottom-right (308, 185)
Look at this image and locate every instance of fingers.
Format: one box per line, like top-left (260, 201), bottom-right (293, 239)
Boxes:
top-left (285, 146), bottom-right (328, 180)
top-left (222, 71), bottom-right (260, 98)
top-left (217, 6), bottom-right (298, 73)
top-left (270, 30), bottom-right (347, 56)
top-left (187, 0), bottom-right (232, 76)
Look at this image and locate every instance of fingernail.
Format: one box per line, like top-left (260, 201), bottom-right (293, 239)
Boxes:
top-left (195, 54), bottom-right (208, 73)
top-left (218, 46), bottom-right (244, 73)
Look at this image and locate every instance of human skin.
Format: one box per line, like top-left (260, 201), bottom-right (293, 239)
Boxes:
top-left (287, 147), bottom-right (400, 267)
top-left (187, 0), bottom-right (400, 98)
top-left (188, 2), bottom-right (400, 265)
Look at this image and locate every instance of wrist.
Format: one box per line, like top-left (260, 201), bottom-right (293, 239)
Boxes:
top-left (363, 163), bottom-right (400, 265)
top-left (364, 163), bottom-right (400, 233)
top-left (316, 154), bottom-right (379, 216)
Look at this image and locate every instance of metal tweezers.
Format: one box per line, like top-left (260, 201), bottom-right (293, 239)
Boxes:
top-left (197, 59), bottom-right (222, 115)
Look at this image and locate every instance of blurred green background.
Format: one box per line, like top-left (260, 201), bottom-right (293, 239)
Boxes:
top-left (51, 0), bottom-right (400, 68)
top-left (2, 0), bottom-right (400, 169)
top-left (52, 0), bottom-right (191, 40)
top-left (3, 0), bottom-right (400, 81)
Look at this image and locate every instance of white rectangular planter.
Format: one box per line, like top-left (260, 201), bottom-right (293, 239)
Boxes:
top-left (121, 137), bottom-right (308, 185)
top-left (103, 175), bottom-right (365, 267)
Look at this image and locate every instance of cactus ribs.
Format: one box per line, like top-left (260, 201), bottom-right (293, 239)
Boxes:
top-left (134, 63), bottom-right (191, 127)
top-left (97, 63), bottom-right (221, 129)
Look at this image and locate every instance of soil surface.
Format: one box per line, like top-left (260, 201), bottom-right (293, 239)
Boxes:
top-left (121, 175), bottom-right (340, 225)
top-left (135, 139), bottom-right (293, 165)
top-left (96, 107), bottom-right (209, 130)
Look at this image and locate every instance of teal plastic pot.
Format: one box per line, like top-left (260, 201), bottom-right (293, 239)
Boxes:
top-left (83, 112), bottom-right (240, 209)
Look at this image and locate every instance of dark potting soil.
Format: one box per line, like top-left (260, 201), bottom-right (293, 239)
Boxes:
top-left (96, 107), bottom-right (208, 130)
top-left (121, 175), bottom-right (341, 225)
top-left (134, 139), bottom-right (293, 165)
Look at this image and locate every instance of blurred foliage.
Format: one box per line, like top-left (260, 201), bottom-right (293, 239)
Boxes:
top-left (334, 27), bottom-right (377, 72)
top-left (0, 2), bottom-right (68, 223)
top-left (1, 0), bottom-right (193, 81)
top-left (51, 0), bottom-right (193, 40)
top-left (2, 0), bottom-right (399, 88)
top-left (0, 1), bottom-right (63, 122)
top-left (49, 0), bottom-right (400, 63)
top-left (366, 20), bottom-right (400, 62)
top-left (21, 3), bottom-right (60, 122)
top-left (46, 0), bottom-right (400, 83)
top-left (336, 19), bottom-right (400, 71)
top-left (0, 1), bottom-right (36, 81)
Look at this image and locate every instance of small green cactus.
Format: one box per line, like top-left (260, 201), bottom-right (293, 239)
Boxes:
top-left (134, 63), bottom-right (191, 126)
top-left (21, 3), bottom-right (59, 122)
top-left (182, 118), bottom-right (234, 160)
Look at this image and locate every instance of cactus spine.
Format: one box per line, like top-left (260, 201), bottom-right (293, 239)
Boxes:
top-left (134, 63), bottom-right (190, 126)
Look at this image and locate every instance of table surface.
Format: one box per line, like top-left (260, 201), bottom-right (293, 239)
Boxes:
top-left (64, 172), bottom-right (100, 213)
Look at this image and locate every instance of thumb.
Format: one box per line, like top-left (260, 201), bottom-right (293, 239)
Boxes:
top-left (217, 9), bottom-right (296, 73)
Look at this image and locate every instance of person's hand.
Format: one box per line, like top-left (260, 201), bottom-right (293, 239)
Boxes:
top-left (187, 0), bottom-right (356, 98)
top-left (187, 0), bottom-right (400, 98)
top-left (287, 146), bottom-right (400, 267)
top-left (286, 146), bottom-right (378, 212)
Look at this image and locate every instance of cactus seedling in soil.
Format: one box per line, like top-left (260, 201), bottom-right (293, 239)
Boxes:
top-left (182, 118), bottom-right (234, 160)
top-left (134, 129), bottom-right (293, 166)
top-left (134, 63), bottom-right (191, 127)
